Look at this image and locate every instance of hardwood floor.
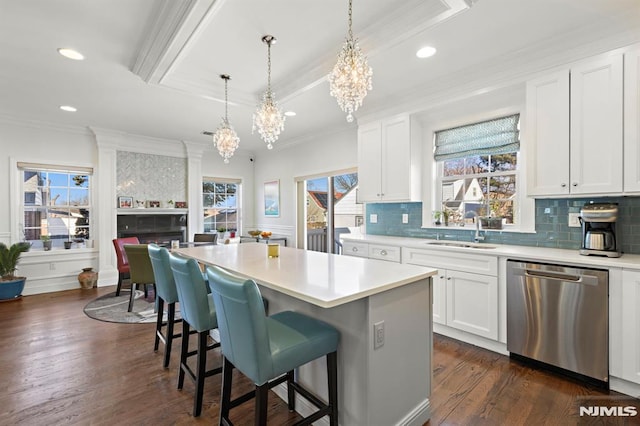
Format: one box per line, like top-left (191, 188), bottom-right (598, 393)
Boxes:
top-left (0, 287), bottom-right (637, 425)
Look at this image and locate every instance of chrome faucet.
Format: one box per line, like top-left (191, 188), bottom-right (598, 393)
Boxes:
top-left (465, 211), bottom-right (485, 243)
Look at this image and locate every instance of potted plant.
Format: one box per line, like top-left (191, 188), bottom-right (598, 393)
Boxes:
top-left (41, 234), bottom-right (52, 251)
top-left (0, 242), bottom-right (31, 300)
top-left (167, 199), bottom-right (174, 208)
top-left (433, 211), bottom-right (442, 226)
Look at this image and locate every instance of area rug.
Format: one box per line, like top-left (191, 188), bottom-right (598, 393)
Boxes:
top-left (83, 290), bottom-right (167, 324)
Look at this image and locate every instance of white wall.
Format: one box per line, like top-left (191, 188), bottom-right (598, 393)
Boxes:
top-left (252, 128), bottom-right (358, 246)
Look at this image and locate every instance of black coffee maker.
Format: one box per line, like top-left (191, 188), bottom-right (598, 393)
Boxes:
top-left (579, 203), bottom-right (621, 257)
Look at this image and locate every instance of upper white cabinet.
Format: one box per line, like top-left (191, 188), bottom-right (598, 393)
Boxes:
top-left (527, 53), bottom-right (623, 196)
top-left (525, 70), bottom-right (570, 195)
top-left (357, 115), bottom-right (421, 202)
top-left (624, 47), bottom-right (640, 192)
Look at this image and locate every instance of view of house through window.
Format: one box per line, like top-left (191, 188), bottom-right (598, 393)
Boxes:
top-left (21, 166), bottom-right (91, 248)
top-left (439, 153), bottom-right (517, 226)
top-left (305, 172), bottom-right (361, 253)
top-left (203, 178), bottom-right (240, 233)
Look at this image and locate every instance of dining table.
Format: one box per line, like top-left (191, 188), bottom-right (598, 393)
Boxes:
top-left (174, 242), bottom-right (436, 426)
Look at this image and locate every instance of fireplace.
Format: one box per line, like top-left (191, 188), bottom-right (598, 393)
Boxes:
top-left (117, 213), bottom-right (187, 244)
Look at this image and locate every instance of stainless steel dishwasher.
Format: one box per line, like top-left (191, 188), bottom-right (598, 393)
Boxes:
top-left (506, 260), bottom-right (608, 384)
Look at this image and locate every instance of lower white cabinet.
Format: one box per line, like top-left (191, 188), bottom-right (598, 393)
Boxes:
top-left (611, 268), bottom-right (640, 387)
top-left (403, 247), bottom-right (498, 340)
top-left (342, 240), bottom-right (401, 263)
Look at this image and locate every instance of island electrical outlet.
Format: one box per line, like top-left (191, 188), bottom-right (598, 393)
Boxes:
top-left (374, 321), bottom-right (385, 349)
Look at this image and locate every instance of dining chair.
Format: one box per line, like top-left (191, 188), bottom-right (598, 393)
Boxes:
top-left (112, 236), bottom-right (140, 296)
top-left (148, 244), bottom-right (183, 368)
top-left (193, 233), bottom-right (218, 244)
top-left (123, 244), bottom-right (156, 312)
top-left (206, 265), bottom-right (340, 426)
top-left (169, 254), bottom-right (222, 417)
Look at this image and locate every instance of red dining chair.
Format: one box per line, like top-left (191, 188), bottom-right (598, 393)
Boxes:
top-left (112, 237), bottom-right (140, 296)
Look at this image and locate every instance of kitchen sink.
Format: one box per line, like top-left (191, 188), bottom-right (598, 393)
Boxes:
top-left (426, 241), bottom-right (496, 249)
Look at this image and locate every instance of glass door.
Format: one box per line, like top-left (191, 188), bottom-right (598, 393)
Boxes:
top-left (298, 171), bottom-right (361, 253)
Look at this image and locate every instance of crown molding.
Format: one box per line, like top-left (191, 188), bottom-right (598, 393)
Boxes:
top-left (91, 126), bottom-right (188, 158)
top-left (131, 0), bottom-right (222, 84)
top-left (0, 114), bottom-right (92, 136)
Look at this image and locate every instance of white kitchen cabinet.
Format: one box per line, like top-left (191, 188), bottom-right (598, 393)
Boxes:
top-left (611, 269), bottom-right (640, 387)
top-left (526, 53), bottom-right (623, 196)
top-left (402, 247), bottom-right (498, 340)
top-left (357, 115), bottom-right (421, 202)
top-left (341, 240), bottom-right (369, 258)
top-left (526, 70), bottom-right (570, 196)
top-left (342, 240), bottom-right (400, 263)
top-left (623, 47), bottom-right (640, 192)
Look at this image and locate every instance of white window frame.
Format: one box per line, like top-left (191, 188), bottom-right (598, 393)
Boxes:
top-left (202, 177), bottom-right (242, 233)
top-left (421, 107), bottom-right (535, 233)
top-left (10, 158), bottom-right (95, 246)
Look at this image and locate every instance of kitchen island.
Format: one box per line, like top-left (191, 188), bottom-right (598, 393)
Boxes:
top-left (174, 243), bottom-right (437, 426)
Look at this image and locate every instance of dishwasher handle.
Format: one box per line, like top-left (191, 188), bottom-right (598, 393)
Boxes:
top-left (510, 266), bottom-right (600, 286)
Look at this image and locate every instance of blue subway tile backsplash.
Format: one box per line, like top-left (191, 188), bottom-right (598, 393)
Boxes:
top-left (366, 197), bottom-right (640, 254)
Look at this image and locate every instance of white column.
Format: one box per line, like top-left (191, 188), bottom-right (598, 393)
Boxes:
top-left (91, 128), bottom-right (121, 286)
top-left (183, 141), bottom-right (206, 240)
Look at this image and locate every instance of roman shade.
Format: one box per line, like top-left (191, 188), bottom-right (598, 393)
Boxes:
top-left (434, 114), bottom-right (520, 161)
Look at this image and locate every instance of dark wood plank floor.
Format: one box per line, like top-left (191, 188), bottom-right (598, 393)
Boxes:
top-left (0, 287), bottom-right (637, 425)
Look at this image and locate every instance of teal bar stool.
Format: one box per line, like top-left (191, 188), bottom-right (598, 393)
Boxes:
top-left (206, 265), bottom-right (339, 426)
top-left (123, 244), bottom-right (155, 312)
top-left (148, 244), bottom-right (184, 368)
top-left (169, 254), bottom-right (222, 417)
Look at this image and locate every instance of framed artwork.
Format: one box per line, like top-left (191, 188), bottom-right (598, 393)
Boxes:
top-left (175, 201), bottom-right (187, 208)
top-left (147, 200), bottom-right (161, 208)
top-left (118, 196), bottom-right (133, 209)
top-left (264, 180), bottom-right (280, 217)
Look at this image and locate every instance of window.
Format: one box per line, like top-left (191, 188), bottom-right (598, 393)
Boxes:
top-left (439, 154), bottom-right (518, 225)
top-left (203, 178), bottom-right (240, 233)
top-left (19, 163), bottom-right (92, 248)
top-left (434, 114), bottom-right (521, 227)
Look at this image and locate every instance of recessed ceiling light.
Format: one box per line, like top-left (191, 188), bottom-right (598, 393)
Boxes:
top-left (416, 46), bottom-right (437, 59)
top-left (284, 111), bottom-right (296, 117)
top-left (57, 48), bottom-right (85, 60)
top-left (60, 105), bottom-right (77, 112)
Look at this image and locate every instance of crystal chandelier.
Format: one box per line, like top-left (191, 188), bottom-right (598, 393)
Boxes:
top-left (328, 0), bottom-right (372, 123)
top-left (213, 74), bottom-right (240, 164)
top-left (253, 35), bottom-right (285, 149)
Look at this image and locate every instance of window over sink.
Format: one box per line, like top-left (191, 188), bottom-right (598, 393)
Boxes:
top-left (424, 111), bottom-right (534, 233)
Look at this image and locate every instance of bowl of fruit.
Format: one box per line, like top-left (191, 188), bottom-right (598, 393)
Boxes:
top-left (248, 230), bottom-right (261, 237)
top-left (260, 231), bottom-right (272, 239)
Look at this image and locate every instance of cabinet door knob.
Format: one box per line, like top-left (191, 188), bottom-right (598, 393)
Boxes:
top-left (439, 275), bottom-right (445, 279)
top-left (352, 247), bottom-right (358, 252)
top-left (561, 183), bottom-right (567, 188)
top-left (380, 250), bottom-right (387, 256)
top-left (572, 182), bottom-right (578, 187)
top-left (447, 277), bottom-right (452, 281)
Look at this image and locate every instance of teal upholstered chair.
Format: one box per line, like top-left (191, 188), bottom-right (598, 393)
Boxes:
top-left (123, 244), bottom-right (155, 312)
top-left (148, 244), bottom-right (184, 368)
top-left (169, 254), bottom-right (221, 417)
top-left (206, 265), bottom-right (340, 426)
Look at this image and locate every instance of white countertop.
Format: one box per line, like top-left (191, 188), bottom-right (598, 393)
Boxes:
top-left (341, 234), bottom-right (640, 270)
top-left (174, 243), bottom-right (437, 308)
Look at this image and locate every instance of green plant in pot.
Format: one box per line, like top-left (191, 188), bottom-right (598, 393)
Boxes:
top-left (41, 234), bottom-right (52, 251)
top-left (0, 242), bottom-right (31, 301)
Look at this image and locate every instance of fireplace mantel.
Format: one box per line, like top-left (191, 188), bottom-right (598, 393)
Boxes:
top-left (117, 208), bottom-right (188, 215)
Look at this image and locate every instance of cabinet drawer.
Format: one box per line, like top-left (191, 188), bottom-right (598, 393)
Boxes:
top-left (342, 241), bottom-right (369, 258)
top-left (368, 244), bottom-right (401, 263)
top-left (402, 247), bottom-right (497, 276)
